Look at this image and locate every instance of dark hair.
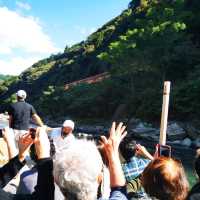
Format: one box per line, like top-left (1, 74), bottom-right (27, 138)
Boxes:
top-left (119, 137), bottom-right (137, 162)
top-left (17, 96), bottom-right (25, 101)
top-left (30, 137), bottom-right (56, 161)
top-left (141, 157), bottom-right (189, 200)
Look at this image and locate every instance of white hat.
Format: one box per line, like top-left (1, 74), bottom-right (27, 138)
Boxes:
top-left (16, 90), bottom-right (27, 99)
top-left (62, 120), bottom-right (75, 130)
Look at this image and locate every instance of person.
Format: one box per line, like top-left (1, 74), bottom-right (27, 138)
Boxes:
top-left (0, 126), bottom-right (55, 200)
top-left (141, 156), bottom-right (189, 200)
top-left (7, 90), bottom-right (43, 140)
top-left (119, 138), bottom-right (154, 199)
top-left (16, 120), bottom-right (75, 199)
top-left (17, 137), bottom-right (65, 200)
top-left (53, 122), bottom-right (128, 200)
top-left (187, 149), bottom-right (200, 200)
top-left (50, 119), bottom-right (75, 154)
top-left (1, 127), bottom-right (19, 193)
top-left (0, 127), bottom-right (27, 188)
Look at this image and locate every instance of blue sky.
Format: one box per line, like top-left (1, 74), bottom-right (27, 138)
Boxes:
top-left (0, 0), bottom-right (130, 75)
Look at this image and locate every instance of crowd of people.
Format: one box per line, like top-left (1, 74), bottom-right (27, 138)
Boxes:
top-left (0, 89), bottom-right (200, 200)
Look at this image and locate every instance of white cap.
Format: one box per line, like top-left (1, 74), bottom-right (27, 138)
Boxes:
top-left (62, 120), bottom-right (75, 130)
top-left (16, 90), bottom-right (27, 99)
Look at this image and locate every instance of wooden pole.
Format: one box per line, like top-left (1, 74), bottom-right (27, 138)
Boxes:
top-left (159, 81), bottom-right (171, 145)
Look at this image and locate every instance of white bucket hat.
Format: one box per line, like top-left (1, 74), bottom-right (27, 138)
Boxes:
top-left (62, 120), bottom-right (75, 130)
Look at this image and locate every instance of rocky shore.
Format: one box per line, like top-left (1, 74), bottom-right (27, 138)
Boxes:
top-left (1, 114), bottom-right (198, 166)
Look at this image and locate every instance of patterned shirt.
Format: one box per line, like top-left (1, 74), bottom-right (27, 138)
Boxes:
top-left (122, 156), bottom-right (150, 181)
top-left (122, 156), bottom-right (150, 199)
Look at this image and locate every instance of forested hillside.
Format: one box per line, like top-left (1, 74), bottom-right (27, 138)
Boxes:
top-left (0, 0), bottom-right (200, 123)
top-left (0, 74), bottom-right (14, 81)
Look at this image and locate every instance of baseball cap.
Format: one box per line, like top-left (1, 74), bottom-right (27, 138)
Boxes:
top-left (16, 90), bottom-right (27, 99)
top-left (62, 120), bottom-right (75, 130)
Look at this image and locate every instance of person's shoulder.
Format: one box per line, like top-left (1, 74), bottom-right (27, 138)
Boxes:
top-left (187, 193), bottom-right (200, 200)
top-left (129, 156), bottom-right (150, 166)
top-left (24, 102), bottom-right (32, 107)
top-left (24, 102), bottom-right (35, 109)
top-left (9, 101), bottom-right (19, 109)
top-left (188, 182), bottom-right (200, 200)
top-left (10, 101), bottom-right (17, 106)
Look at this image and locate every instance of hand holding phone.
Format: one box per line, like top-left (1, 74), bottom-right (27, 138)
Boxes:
top-left (29, 128), bottom-right (36, 139)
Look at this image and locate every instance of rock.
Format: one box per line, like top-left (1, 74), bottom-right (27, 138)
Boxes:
top-left (130, 123), bottom-right (159, 142)
top-left (131, 122), bottom-right (157, 134)
top-left (132, 132), bottom-right (159, 142)
top-left (131, 128), bottom-right (159, 142)
top-left (76, 125), bottom-right (105, 134)
top-left (127, 118), bottom-right (141, 130)
top-left (166, 122), bottom-right (187, 141)
top-left (185, 123), bottom-right (200, 140)
top-left (169, 140), bottom-right (182, 145)
top-left (76, 133), bottom-right (93, 139)
top-left (193, 138), bottom-right (200, 148)
top-left (181, 138), bottom-right (192, 147)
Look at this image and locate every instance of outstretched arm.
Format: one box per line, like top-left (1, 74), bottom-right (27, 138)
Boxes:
top-left (101, 122), bottom-right (127, 187)
top-left (2, 127), bottom-right (18, 160)
top-left (32, 114), bottom-right (44, 127)
top-left (0, 132), bottom-right (33, 188)
top-left (33, 126), bottom-right (54, 200)
top-left (135, 144), bottom-right (154, 161)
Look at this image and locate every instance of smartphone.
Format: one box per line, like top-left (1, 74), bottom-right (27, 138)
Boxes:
top-left (0, 129), bottom-right (3, 138)
top-left (29, 128), bottom-right (36, 139)
top-left (158, 144), bottom-right (171, 157)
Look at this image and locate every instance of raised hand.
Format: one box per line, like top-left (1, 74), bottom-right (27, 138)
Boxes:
top-left (34, 126), bottom-right (50, 159)
top-left (100, 122), bottom-right (127, 187)
top-left (18, 132), bottom-right (33, 162)
top-left (2, 127), bottom-right (18, 159)
top-left (135, 144), bottom-right (154, 160)
top-left (100, 122), bottom-right (127, 157)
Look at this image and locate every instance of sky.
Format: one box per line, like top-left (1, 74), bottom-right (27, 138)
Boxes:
top-left (0, 0), bottom-right (130, 75)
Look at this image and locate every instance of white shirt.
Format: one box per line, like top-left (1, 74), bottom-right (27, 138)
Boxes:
top-left (50, 128), bottom-right (75, 154)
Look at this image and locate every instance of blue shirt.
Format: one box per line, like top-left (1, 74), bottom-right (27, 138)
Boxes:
top-left (122, 156), bottom-right (150, 198)
top-left (122, 157), bottom-right (150, 181)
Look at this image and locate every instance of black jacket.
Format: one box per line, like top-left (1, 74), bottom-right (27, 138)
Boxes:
top-left (187, 182), bottom-right (200, 200)
top-left (0, 156), bottom-right (26, 188)
top-left (0, 156), bottom-right (54, 200)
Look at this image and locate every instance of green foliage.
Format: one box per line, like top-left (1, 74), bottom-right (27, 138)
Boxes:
top-left (23, 61), bottom-right (56, 82)
top-left (97, 0), bottom-right (200, 121)
top-left (4, 93), bottom-right (17, 104)
top-left (0, 76), bottom-right (18, 96)
top-left (1, 0), bottom-right (200, 123)
top-left (0, 74), bottom-right (13, 81)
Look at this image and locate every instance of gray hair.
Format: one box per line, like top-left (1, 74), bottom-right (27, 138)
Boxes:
top-left (54, 139), bottom-right (103, 200)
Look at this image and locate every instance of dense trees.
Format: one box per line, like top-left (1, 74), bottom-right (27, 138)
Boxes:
top-left (1, 0), bottom-right (200, 122)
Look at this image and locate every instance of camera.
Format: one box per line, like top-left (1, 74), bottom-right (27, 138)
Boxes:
top-left (29, 128), bottom-right (36, 139)
top-left (0, 129), bottom-right (3, 138)
top-left (157, 144), bottom-right (171, 157)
